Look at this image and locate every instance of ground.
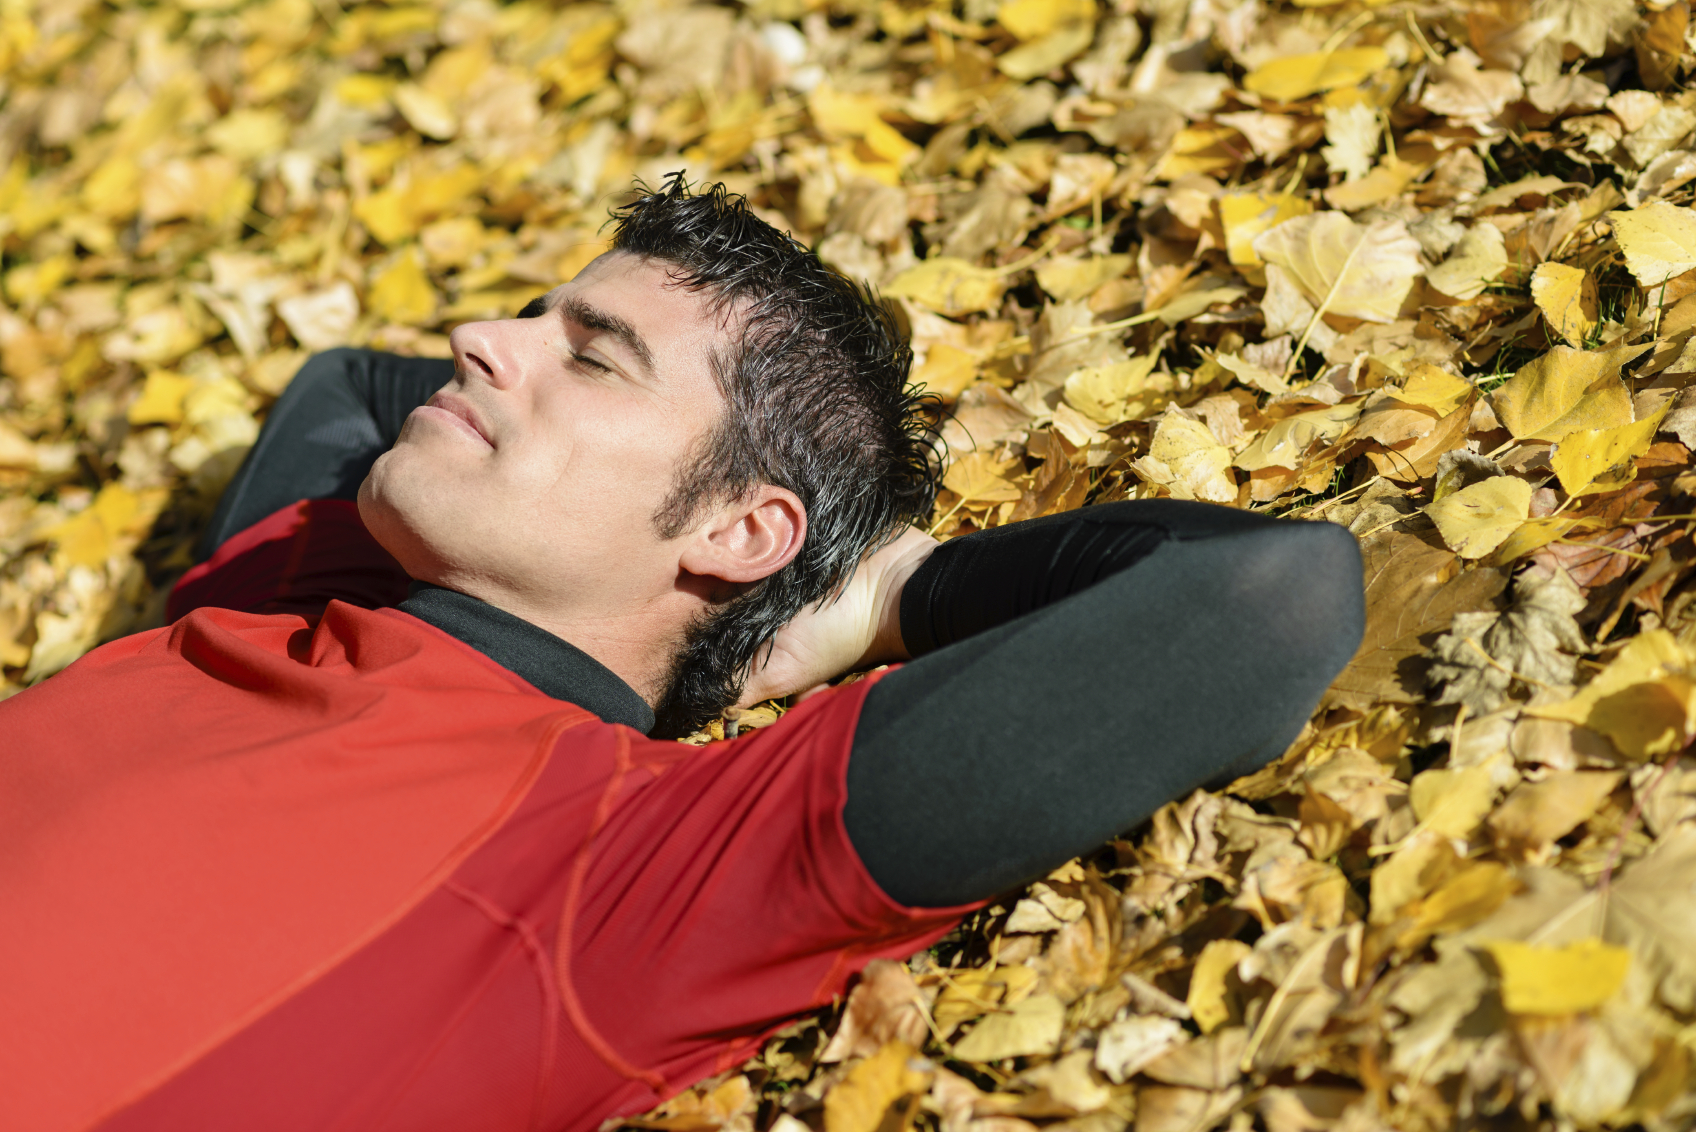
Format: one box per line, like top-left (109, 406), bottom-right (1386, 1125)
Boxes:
top-left (2, 0), bottom-right (1695, 1128)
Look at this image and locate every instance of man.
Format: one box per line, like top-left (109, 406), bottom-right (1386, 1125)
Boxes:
top-left (0, 178), bottom-right (1364, 1131)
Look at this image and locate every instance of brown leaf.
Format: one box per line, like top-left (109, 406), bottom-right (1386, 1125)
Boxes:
top-left (1323, 533), bottom-right (1507, 711)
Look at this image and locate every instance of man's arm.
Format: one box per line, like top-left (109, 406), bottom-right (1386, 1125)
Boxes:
top-left (750, 501), bottom-right (1364, 909)
top-left (199, 349), bottom-right (453, 559)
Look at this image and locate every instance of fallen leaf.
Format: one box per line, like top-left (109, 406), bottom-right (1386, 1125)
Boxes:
top-left (951, 994), bottom-right (1065, 1061)
top-left (1093, 1014), bottom-right (1184, 1084)
top-left (1252, 212), bottom-right (1424, 324)
top-left (1324, 533), bottom-right (1507, 711)
top-left (1549, 407), bottom-right (1667, 495)
top-left (1425, 475), bottom-right (1532, 559)
top-left (1242, 48), bottom-right (1391, 103)
top-left (943, 452), bottom-right (1022, 504)
top-left (885, 258), bottom-right (1005, 316)
top-left (823, 1041), bottom-right (933, 1132)
top-left (1611, 200), bottom-right (1696, 287)
top-left (1427, 224), bottom-right (1509, 301)
top-left (1489, 771), bottom-right (1624, 859)
top-left (1480, 938), bottom-right (1632, 1014)
top-left (1488, 343), bottom-right (1648, 442)
top-left (1410, 765), bottom-right (1498, 838)
top-left (1531, 262), bottom-right (1600, 348)
top-left (1186, 939), bottom-right (1251, 1034)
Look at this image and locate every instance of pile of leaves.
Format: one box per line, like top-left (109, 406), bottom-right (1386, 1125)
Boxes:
top-left (4, 0), bottom-right (1696, 1126)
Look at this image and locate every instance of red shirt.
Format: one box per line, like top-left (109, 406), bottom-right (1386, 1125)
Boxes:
top-left (0, 501), bottom-right (973, 1131)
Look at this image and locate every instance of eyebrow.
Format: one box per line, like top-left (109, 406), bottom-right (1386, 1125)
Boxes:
top-left (555, 294), bottom-right (655, 376)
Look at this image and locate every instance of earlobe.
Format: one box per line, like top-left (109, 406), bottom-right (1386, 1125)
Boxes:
top-left (678, 487), bottom-right (806, 586)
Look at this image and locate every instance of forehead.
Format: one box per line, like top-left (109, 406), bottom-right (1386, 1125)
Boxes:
top-left (547, 251), bottom-right (732, 349)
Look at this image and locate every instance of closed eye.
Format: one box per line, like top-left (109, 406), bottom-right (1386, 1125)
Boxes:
top-left (571, 352), bottom-right (613, 374)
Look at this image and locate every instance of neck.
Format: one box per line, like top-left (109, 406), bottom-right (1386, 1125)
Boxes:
top-left (435, 577), bottom-right (705, 707)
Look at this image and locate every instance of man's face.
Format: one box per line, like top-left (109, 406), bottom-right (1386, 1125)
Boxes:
top-left (360, 251), bottom-right (731, 628)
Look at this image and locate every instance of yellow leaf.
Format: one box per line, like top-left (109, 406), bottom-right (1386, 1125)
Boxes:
top-left (1323, 155), bottom-right (1430, 212)
top-left (996, 0), bottom-right (1093, 40)
top-left (1252, 212), bottom-right (1423, 323)
top-left (822, 1041), bottom-right (932, 1132)
top-left (1410, 766), bottom-right (1497, 838)
top-left (1610, 200), bottom-right (1696, 287)
top-left (368, 249), bottom-right (438, 326)
top-left (934, 965), bottom-right (1038, 1034)
top-left (885, 257), bottom-right (1004, 316)
top-left (1424, 475), bottom-right (1532, 559)
top-left (127, 370), bottom-right (197, 426)
top-left (1243, 47), bottom-right (1391, 104)
top-left (3, 254), bottom-right (72, 306)
top-left (1529, 630), bottom-right (1696, 759)
top-left (1530, 262), bottom-right (1599, 348)
top-left (1220, 192), bottom-right (1312, 269)
top-left (1155, 125), bottom-right (1244, 179)
top-left (1487, 514), bottom-right (1597, 565)
top-left (1487, 343), bottom-right (1648, 441)
top-left (1370, 836), bottom-right (1461, 923)
top-left (1489, 771), bottom-right (1624, 855)
top-left (83, 154), bottom-right (140, 219)
top-left (951, 994), bottom-right (1065, 1061)
top-left (393, 82), bottom-right (458, 140)
top-left (1403, 861), bottom-right (1519, 945)
top-left (1187, 939), bottom-right (1251, 1034)
top-left (42, 483), bottom-right (164, 569)
top-left (1386, 364), bottom-right (1474, 415)
top-left (1134, 411), bottom-right (1236, 502)
top-left (943, 452), bottom-right (1022, 502)
top-left (997, 23), bottom-right (1094, 80)
top-left (912, 342), bottom-right (979, 400)
top-left (1035, 254), bottom-right (1132, 303)
top-left (140, 155), bottom-right (252, 226)
top-left (355, 190), bottom-right (419, 246)
top-left (1548, 406), bottom-right (1668, 495)
top-left (1233, 403), bottom-right (1360, 471)
top-left (205, 108), bottom-right (290, 161)
top-left (1426, 224), bottom-right (1508, 300)
top-left (1062, 355), bottom-right (1159, 424)
top-left (1215, 351), bottom-right (1287, 395)
top-left (808, 86), bottom-right (918, 166)
top-left (335, 72), bottom-right (396, 108)
top-left (1481, 938), bottom-right (1631, 1015)
top-left (420, 216), bottom-right (488, 269)
top-left (1586, 676), bottom-right (1696, 760)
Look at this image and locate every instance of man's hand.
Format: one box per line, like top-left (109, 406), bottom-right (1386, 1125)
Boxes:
top-left (736, 526), bottom-right (937, 708)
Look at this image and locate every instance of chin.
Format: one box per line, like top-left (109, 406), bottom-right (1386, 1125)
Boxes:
top-left (359, 459), bottom-right (450, 581)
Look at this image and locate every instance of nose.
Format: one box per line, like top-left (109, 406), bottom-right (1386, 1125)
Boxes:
top-left (448, 319), bottom-right (526, 391)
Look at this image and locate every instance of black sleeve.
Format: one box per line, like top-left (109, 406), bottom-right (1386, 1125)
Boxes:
top-left (198, 348), bottom-right (454, 558)
top-left (844, 500), bottom-right (1364, 908)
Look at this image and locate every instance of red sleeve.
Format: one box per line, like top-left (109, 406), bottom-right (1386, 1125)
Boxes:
top-left (168, 499), bottom-right (412, 622)
top-left (562, 674), bottom-right (983, 1105)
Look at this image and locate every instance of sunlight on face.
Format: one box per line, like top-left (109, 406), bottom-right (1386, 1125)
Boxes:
top-left (359, 251), bottom-right (732, 620)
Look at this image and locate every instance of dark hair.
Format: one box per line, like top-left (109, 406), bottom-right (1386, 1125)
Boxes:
top-left (604, 175), bottom-right (938, 737)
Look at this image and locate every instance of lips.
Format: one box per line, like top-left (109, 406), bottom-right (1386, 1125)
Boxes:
top-left (421, 392), bottom-right (493, 448)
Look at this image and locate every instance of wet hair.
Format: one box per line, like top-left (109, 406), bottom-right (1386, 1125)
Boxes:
top-left (598, 175), bottom-right (936, 736)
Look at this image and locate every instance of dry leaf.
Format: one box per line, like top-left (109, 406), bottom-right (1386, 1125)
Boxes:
top-left (1427, 224), bottom-right (1509, 301)
top-left (1489, 343), bottom-right (1648, 441)
top-left (1425, 475), bottom-right (1532, 559)
top-left (1611, 200), bottom-right (1696, 287)
top-left (1480, 938), bottom-right (1632, 1014)
top-left (951, 994), bottom-right (1065, 1062)
top-left (1531, 262), bottom-right (1600, 348)
top-left (1252, 213), bottom-right (1424, 324)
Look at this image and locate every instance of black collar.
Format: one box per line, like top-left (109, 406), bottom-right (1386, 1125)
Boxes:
top-left (397, 582), bottom-right (655, 734)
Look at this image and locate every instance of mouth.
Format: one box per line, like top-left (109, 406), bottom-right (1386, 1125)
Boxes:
top-left (415, 392), bottom-right (494, 449)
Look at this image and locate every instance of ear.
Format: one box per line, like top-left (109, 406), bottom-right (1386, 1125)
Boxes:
top-left (677, 486), bottom-right (806, 586)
